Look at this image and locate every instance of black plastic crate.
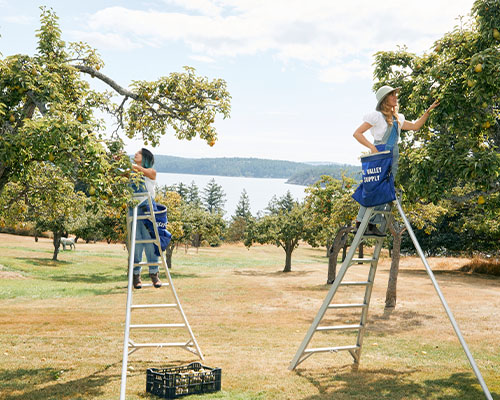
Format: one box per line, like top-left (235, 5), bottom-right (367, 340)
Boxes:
top-left (146, 362), bottom-right (221, 398)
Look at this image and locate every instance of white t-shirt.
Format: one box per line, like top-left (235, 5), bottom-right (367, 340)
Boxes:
top-left (135, 176), bottom-right (156, 204)
top-left (144, 176), bottom-right (156, 197)
top-left (363, 111), bottom-right (406, 141)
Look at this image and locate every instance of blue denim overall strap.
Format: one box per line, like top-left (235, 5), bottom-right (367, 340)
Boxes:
top-left (375, 116), bottom-right (399, 149)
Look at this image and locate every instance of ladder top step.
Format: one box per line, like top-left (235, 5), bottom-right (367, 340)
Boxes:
top-left (138, 283), bottom-right (169, 288)
top-left (372, 210), bottom-right (392, 215)
top-left (316, 324), bottom-right (362, 331)
top-left (304, 345), bottom-right (360, 354)
top-left (135, 239), bottom-right (157, 244)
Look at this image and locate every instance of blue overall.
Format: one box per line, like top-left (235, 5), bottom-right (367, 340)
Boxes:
top-left (129, 179), bottom-right (159, 276)
top-left (356, 116), bottom-right (399, 223)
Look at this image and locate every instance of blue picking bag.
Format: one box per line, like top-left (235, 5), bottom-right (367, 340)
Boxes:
top-left (352, 146), bottom-right (396, 207)
top-left (143, 201), bottom-right (173, 256)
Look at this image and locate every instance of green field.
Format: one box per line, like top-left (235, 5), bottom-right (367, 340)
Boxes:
top-left (0, 233), bottom-right (499, 399)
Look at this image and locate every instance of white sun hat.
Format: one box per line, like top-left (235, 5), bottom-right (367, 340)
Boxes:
top-left (375, 85), bottom-right (401, 111)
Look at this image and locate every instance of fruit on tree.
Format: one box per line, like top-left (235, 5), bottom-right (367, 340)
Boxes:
top-left (474, 63), bottom-right (483, 73)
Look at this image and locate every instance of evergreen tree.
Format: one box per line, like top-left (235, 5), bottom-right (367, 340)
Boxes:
top-left (234, 189), bottom-right (252, 220)
top-left (202, 179), bottom-right (226, 214)
top-left (187, 181), bottom-right (202, 207)
top-left (266, 191), bottom-right (295, 214)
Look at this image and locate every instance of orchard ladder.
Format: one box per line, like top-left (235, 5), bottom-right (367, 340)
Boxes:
top-left (120, 192), bottom-right (203, 400)
top-left (289, 198), bottom-right (493, 400)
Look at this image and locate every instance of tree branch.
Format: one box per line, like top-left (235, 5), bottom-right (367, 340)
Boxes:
top-left (73, 65), bottom-right (137, 98)
top-left (26, 90), bottom-right (48, 115)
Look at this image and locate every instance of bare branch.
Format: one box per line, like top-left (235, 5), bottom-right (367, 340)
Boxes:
top-left (73, 65), bottom-right (137, 98)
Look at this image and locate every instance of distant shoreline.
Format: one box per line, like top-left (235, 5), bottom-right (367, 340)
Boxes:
top-left (151, 154), bottom-right (360, 185)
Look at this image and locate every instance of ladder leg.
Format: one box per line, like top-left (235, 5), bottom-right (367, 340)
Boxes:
top-left (352, 235), bottom-right (385, 366)
top-left (395, 199), bottom-right (493, 400)
top-left (353, 211), bottom-right (393, 366)
top-left (147, 195), bottom-right (204, 360)
top-left (289, 208), bottom-right (375, 370)
top-left (120, 205), bottom-right (138, 400)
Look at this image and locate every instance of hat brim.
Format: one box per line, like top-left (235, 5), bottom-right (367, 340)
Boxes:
top-left (376, 87), bottom-right (401, 111)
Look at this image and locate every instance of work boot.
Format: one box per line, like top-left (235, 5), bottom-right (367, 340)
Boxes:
top-left (365, 223), bottom-right (386, 237)
top-left (133, 274), bottom-right (142, 289)
top-left (150, 272), bottom-right (162, 288)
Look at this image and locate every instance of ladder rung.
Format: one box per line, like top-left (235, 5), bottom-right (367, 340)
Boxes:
top-left (316, 324), bottom-right (362, 332)
top-left (133, 262), bottom-right (161, 266)
top-left (350, 258), bottom-right (376, 264)
top-left (135, 239), bottom-right (157, 244)
top-left (139, 283), bottom-right (169, 288)
top-left (340, 281), bottom-right (371, 286)
top-left (372, 210), bottom-right (391, 215)
top-left (129, 342), bottom-right (190, 348)
top-left (137, 215), bottom-right (153, 220)
top-left (131, 304), bottom-right (177, 309)
top-left (304, 345), bottom-right (360, 354)
top-left (130, 323), bottom-right (186, 329)
top-left (328, 303), bottom-right (366, 309)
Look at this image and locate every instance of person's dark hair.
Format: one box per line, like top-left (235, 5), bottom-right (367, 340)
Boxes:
top-left (141, 148), bottom-right (154, 168)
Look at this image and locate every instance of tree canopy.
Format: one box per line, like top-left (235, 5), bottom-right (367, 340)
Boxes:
top-left (0, 7), bottom-right (231, 215)
top-left (372, 0), bottom-right (499, 203)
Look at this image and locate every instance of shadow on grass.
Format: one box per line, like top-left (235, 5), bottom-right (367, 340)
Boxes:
top-left (296, 368), bottom-right (498, 400)
top-left (15, 257), bottom-right (71, 267)
top-left (0, 365), bottom-right (117, 400)
top-left (233, 269), bottom-right (315, 278)
top-left (50, 273), bottom-right (124, 284)
top-left (400, 268), bottom-right (500, 282)
top-left (296, 309), bottom-right (436, 336)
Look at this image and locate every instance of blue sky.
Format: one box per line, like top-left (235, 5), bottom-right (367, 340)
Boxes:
top-left (1, 0), bottom-right (473, 165)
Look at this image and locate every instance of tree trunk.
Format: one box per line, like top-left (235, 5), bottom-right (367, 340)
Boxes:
top-left (283, 245), bottom-right (292, 272)
top-left (52, 231), bottom-right (62, 261)
top-left (327, 226), bottom-right (353, 284)
top-left (166, 244), bottom-right (174, 269)
top-left (385, 221), bottom-right (405, 310)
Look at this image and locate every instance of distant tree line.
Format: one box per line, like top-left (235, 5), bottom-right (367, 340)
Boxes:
top-left (286, 164), bottom-right (361, 186)
top-left (151, 155), bottom-right (359, 180)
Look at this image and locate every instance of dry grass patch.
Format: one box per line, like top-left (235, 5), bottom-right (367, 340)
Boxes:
top-left (460, 257), bottom-right (500, 277)
top-left (0, 233), bottom-right (499, 399)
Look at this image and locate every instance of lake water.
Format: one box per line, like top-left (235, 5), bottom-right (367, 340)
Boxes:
top-left (156, 172), bottom-right (307, 217)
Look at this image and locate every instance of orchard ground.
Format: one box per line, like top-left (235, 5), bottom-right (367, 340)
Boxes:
top-left (0, 233), bottom-right (499, 400)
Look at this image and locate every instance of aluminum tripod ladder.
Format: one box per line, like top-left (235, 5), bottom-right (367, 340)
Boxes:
top-left (120, 192), bottom-right (203, 400)
top-left (289, 197), bottom-right (493, 400)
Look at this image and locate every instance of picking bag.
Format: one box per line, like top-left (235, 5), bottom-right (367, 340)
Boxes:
top-left (142, 201), bottom-right (173, 256)
top-left (352, 147), bottom-right (396, 207)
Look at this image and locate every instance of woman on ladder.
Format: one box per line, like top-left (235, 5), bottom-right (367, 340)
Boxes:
top-left (353, 85), bottom-right (439, 236)
top-left (131, 148), bottom-right (162, 289)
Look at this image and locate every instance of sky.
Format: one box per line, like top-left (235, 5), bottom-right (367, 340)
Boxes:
top-left (0, 0), bottom-right (474, 165)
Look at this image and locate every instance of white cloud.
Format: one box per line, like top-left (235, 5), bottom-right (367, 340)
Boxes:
top-left (69, 30), bottom-right (142, 51)
top-left (80, 0), bottom-right (474, 83)
top-left (1, 15), bottom-right (35, 25)
top-left (189, 54), bottom-right (215, 63)
top-left (319, 59), bottom-right (372, 84)
top-left (163, 0), bottom-right (223, 16)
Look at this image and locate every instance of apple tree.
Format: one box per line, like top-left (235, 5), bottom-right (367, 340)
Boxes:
top-left (0, 7), bottom-right (231, 218)
top-left (245, 192), bottom-right (307, 272)
top-left (372, 0), bottom-right (499, 204)
top-left (302, 175), bottom-right (359, 283)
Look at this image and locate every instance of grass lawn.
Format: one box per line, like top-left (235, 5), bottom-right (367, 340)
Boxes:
top-left (0, 233), bottom-right (499, 399)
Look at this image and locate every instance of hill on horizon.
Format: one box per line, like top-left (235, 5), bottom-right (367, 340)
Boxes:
top-left (150, 154), bottom-right (360, 184)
